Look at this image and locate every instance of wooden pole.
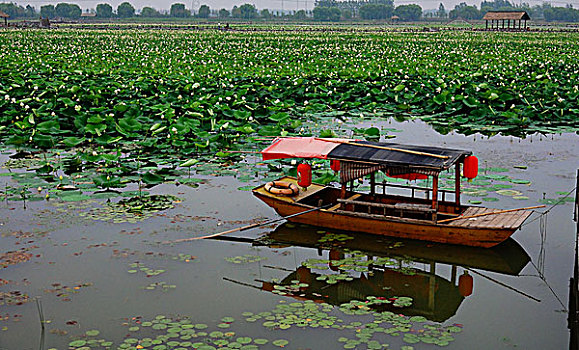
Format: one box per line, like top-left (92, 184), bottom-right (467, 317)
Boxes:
top-left (370, 172), bottom-right (375, 196)
top-left (223, 277), bottom-right (262, 290)
top-left (221, 150), bottom-right (260, 154)
top-left (467, 268), bottom-right (540, 302)
top-left (432, 174), bottom-right (439, 221)
top-left (455, 162), bottom-right (461, 208)
top-left (570, 169), bottom-right (579, 343)
top-left (340, 182), bottom-right (347, 199)
top-left (163, 203), bottom-right (332, 244)
top-left (438, 205), bottom-right (546, 224)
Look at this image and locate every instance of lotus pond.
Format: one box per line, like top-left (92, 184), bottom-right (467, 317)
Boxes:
top-left (0, 117), bottom-right (577, 350)
top-left (0, 26), bottom-right (578, 350)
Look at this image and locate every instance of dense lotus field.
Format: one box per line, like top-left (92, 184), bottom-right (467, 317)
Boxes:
top-left (0, 28), bottom-right (577, 155)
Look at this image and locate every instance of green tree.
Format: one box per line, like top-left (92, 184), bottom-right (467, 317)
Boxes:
top-left (480, 0), bottom-right (513, 13)
top-left (198, 4), bottom-right (210, 18)
top-left (218, 8), bottom-right (230, 18)
top-left (544, 6), bottom-right (579, 21)
top-left (394, 4), bottom-right (422, 21)
top-left (313, 6), bottom-right (341, 21)
top-left (25, 5), bottom-right (36, 17)
top-left (0, 3), bottom-right (25, 18)
top-left (294, 9), bottom-right (307, 19)
top-left (260, 8), bottom-right (271, 19)
top-left (141, 7), bottom-right (161, 17)
top-left (117, 2), bottom-right (135, 18)
top-left (438, 3), bottom-right (446, 18)
top-left (359, 4), bottom-right (394, 19)
top-left (68, 4), bottom-right (81, 18)
top-left (40, 4), bottom-right (56, 18)
top-left (231, 6), bottom-right (241, 18)
top-left (170, 3), bottom-right (189, 17)
top-left (55, 3), bottom-right (81, 19)
top-left (448, 3), bottom-right (481, 19)
top-left (239, 4), bottom-right (257, 19)
top-left (96, 3), bottom-right (113, 18)
top-left (0, 3), bottom-right (37, 18)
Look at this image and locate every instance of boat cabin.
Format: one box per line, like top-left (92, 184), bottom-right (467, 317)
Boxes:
top-left (261, 137), bottom-right (475, 222)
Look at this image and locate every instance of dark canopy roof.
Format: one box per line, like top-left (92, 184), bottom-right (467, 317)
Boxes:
top-left (483, 11), bottom-right (530, 20)
top-left (328, 141), bottom-right (471, 172)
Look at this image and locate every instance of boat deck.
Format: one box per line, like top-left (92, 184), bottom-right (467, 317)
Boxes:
top-left (446, 207), bottom-right (532, 229)
top-left (253, 176), bottom-right (327, 203)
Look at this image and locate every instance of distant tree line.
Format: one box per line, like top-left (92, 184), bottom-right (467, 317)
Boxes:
top-left (0, 0), bottom-right (577, 22)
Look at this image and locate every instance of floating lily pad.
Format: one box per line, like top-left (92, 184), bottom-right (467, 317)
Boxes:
top-left (85, 330), bottom-right (100, 337)
top-left (496, 190), bottom-right (522, 196)
top-left (272, 339), bottom-right (289, 347)
top-left (69, 340), bottom-right (87, 347)
top-left (510, 179), bottom-right (531, 185)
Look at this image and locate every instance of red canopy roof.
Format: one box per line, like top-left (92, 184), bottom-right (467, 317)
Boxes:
top-left (261, 137), bottom-right (352, 160)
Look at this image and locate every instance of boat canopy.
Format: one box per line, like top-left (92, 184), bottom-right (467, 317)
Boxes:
top-left (261, 137), bottom-right (472, 183)
top-left (260, 137), bottom-right (351, 160)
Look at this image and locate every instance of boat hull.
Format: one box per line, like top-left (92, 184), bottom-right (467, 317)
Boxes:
top-left (255, 193), bottom-right (515, 247)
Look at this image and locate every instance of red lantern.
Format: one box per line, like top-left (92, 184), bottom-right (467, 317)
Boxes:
top-left (463, 156), bottom-right (478, 179)
top-left (458, 271), bottom-right (473, 297)
top-left (386, 171), bottom-right (427, 181)
top-left (330, 160), bottom-right (341, 172)
top-left (297, 163), bottom-right (312, 189)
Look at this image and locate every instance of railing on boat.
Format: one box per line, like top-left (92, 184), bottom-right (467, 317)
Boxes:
top-left (337, 198), bottom-right (435, 216)
top-left (373, 181), bottom-right (457, 203)
top-left (339, 181), bottom-right (461, 222)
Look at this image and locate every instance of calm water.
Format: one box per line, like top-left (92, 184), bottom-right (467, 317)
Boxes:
top-left (0, 120), bottom-right (577, 350)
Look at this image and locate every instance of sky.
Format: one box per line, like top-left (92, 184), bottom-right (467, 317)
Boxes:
top-left (8, 0), bottom-right (578, 13)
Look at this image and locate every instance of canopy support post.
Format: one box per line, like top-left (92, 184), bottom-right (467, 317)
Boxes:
top-left (455, 162), bottom-right (461, 210)
top-left (370, 173), bottom-right (376, 196)
top-left (340, 182), bottom-right (347, 199)
top-left (432, 174), bottom-right (439, 222)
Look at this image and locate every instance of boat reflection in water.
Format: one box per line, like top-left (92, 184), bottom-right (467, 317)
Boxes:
top-left (236, 223), bottom-right (530, 322)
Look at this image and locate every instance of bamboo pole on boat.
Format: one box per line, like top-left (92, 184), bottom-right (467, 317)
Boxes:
top-left (221, 150), bottom-right (260, 154)
top-left (437, 205), bottom-right (546, 224)
top-left (223, 277), bottom-right (262, 290)
top-left (162, 203), bottom-right (333, 244)
top-left (466, 268), bottom-right (541, 303)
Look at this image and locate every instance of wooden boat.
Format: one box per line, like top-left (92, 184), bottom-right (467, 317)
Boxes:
top-left (252, 137), bottom-right (535, 248)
